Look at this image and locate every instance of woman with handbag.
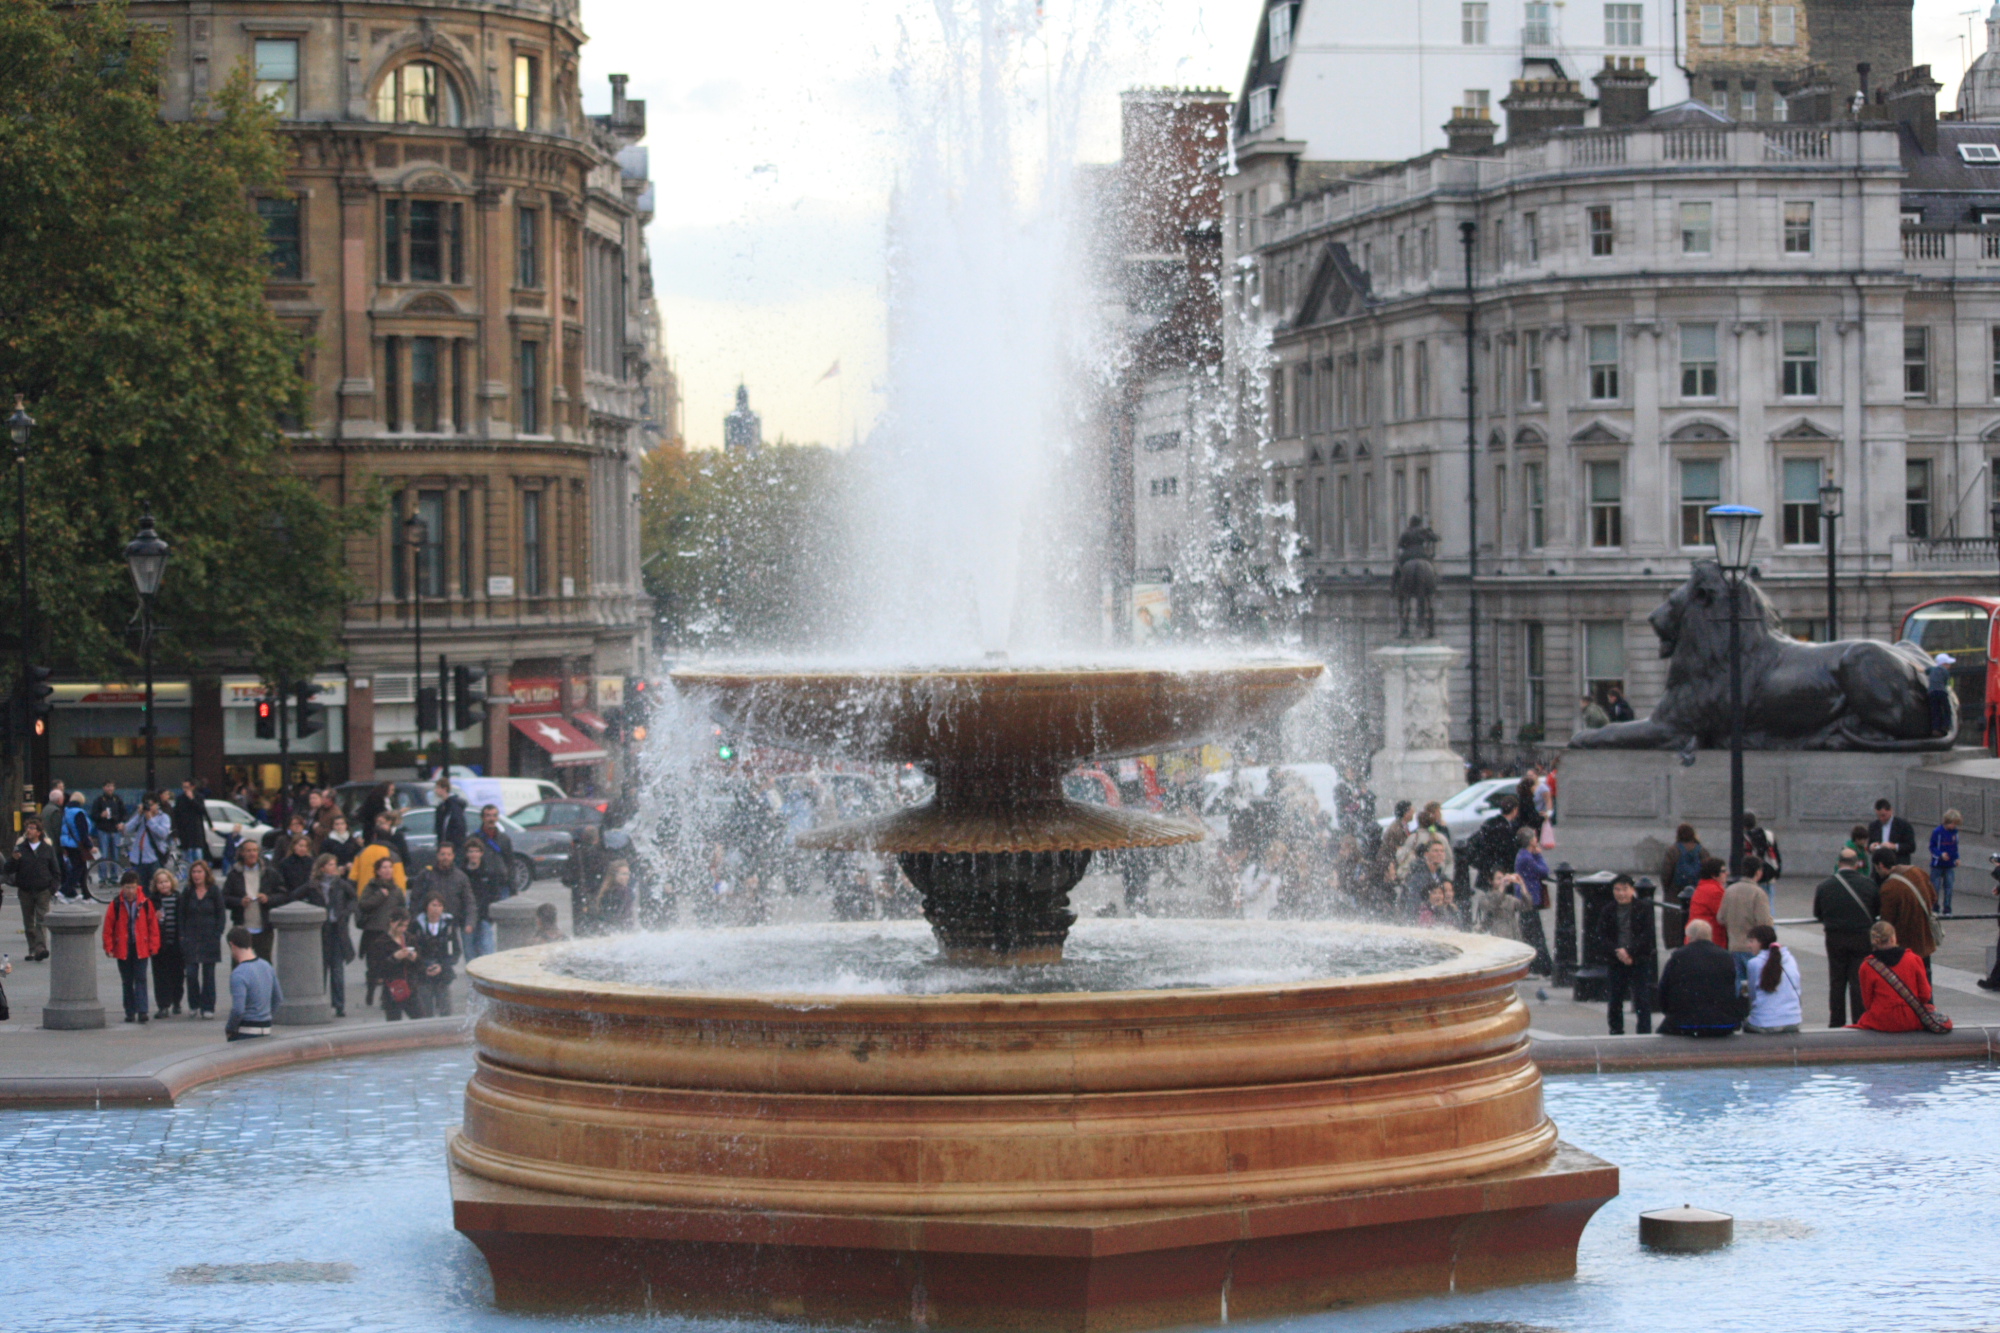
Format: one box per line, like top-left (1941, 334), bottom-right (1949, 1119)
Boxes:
top-left (365, 910), bottom-right (423, 1021)
top-left (1851, 921), bottom-right (1953, 1034)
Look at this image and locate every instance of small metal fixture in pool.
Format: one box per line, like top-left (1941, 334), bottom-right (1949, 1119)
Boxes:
top-left (449, 662), bottom-right (1618, 1329)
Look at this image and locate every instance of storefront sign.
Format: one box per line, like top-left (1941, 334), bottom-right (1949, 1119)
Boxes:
top-left (219, 676), bottom-right (349, 708)
top-left (52, 682), bottom-right (191, 706)
top-left (508, 677), bottom-right (562, 716)
top-left (487, 575), bottom-right (516, 597)
top-left (594, 675), bottom-right (625, 709)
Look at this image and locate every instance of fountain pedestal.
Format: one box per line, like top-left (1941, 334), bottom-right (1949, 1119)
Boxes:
top-left (1369, 642), bottom-right (1469, 812)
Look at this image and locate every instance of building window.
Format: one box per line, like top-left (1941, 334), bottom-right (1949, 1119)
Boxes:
top-left (1522, 330), bottom-right (1543, 404)
top-left (1584, 621), bottom-right (1627, 702)
top-left (389, 500), bottom-right (408, 599)
top-left (382, 336), bottom-right (401, 432)
top-left (1586, 325), bottom-right (1620, 400)
top-left (1904, 326), bottom-right (1930, 398)
top-left (1391, 344), bottom-right (1406, 419)
top-left (522, 489), bottom-right (544, 596)
top-left (459, 488), bottom-right (475, 594)
top-left (1907, 459), bottom-right (1932, 539)
top-left (384, 200), bottom-right (465, 284)
top-left (1740, 87), bottom-right (1759, 120)
top-left (1699, 4), bottom-right (1724, 43)
top-left (1414, 341), bottom-right (1430, 415)
top-left (1679, 458), bottom-right (1722, 547)
top-left (254, 39), bottom-right (299, 117)
top-left (1495, 461), bottom-right (1508, 540)
top-left (1336, 474), bottom-right (1351, 555)
top-left (410, 337), bottom-right (440, 433)
top-left (1781, 321), bottom-right (1819, 396)
top-left (1462, 2), bottom-right (1489, 44)
top-left (373, 61), bottom-right (463, 127)
top-left (1783, 201), bottom-right (1813, 253)
top-left (1679, 201), bottom-right (1713, 255)
top-left (1771, 5), bottom-right (1796, 44)
top-left (1524, 622), bottom-right (1547, 733)
top-left (1781, 457), bottom-right (1825, 546)
top-left (513, 53), bottom-right (540, 131)
top-left (1991, 326), bottom-right (2000, 398)
top-left (1268, 3), bottom-right (1294, 60)
top-left (256, 198), bottom-right (301, 280)
top-left (1588, 460), bottom-right (1623, 547)
top-left (1587, 205), bottom-right (1614, 257)
top-left (1525, 2), bottom-right (1554, 45)
top-left (1247, 85), bottom-right (1275, 131)
top-left (415, 490), bottom-right (446, 597)
top-left (1148, 476), bottom-right (1181, 497)
top-left (518, 340), bottom-right (542, 434)
top-left (1362, 472), bottom-right (1375, 548)
top-left (1605, 3), bottom-right (1643, 46)
top-left (1522, 210), bottom-right (1540, 262)
top-left (1416, 465), bottom-right (1432, 522)
top-left (451, 340), bottom-right (466, 432)
top-left (1392, 469), bottom-right (1408, 529)
top-left (1525, 460), bottom-right (1546, 548)
top-left (1680, 323), bottom-right (1718, 398)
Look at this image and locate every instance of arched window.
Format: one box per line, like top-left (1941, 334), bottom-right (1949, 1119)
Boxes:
top-left (374, 61), bottom-right (463, 126)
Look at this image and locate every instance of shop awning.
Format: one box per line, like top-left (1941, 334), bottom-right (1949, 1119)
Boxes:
top-left (571, 708), bottom-right (608, 735)
top-left (511, 716), bottom-right (607, 765)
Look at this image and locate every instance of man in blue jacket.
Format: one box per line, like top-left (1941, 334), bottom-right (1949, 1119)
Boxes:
top-left (226, 927), bottom-right (282, 1041)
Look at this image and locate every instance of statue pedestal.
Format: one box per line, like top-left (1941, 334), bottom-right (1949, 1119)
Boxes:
top-left (1370, 643), bottom-right (1467, 813)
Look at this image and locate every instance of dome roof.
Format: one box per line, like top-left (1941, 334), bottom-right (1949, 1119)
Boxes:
top-left (1962, 5), bottom-right (2000, 121)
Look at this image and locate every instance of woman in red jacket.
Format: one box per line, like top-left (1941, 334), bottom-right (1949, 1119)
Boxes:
top-left (101, 872), bottom-right (162, 1024)
top-left (1686, 856), bottom-right (1730, 950)
top-left (1851, 920), bottom-right (1942, 1033)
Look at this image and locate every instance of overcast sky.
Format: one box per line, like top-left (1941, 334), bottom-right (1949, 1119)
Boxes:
top-left (579, 0), bottom-right (1983, 452)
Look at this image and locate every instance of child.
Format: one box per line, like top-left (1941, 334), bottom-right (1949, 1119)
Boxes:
top-left (1930, 809), bottom-right (1961, 917)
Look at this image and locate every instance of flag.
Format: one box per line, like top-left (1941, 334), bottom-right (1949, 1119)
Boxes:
top-left (816, 360), bottom-right (841, 384)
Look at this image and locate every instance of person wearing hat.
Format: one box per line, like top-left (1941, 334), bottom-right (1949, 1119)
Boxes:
top-left (1927, 653), bottom-right (1956, 737)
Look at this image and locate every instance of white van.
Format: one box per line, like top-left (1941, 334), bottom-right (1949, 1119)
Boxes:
top-left (453, 776), bottom-right (567, 816)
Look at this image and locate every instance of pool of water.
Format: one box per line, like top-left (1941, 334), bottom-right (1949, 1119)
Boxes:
top-left (3, 1050), bottom-right (1996, 1331)
top-left (544, 920), bottom-right (1459, 995)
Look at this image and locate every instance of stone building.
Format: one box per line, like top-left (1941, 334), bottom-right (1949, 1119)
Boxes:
top-left (1235, 60), bottom-right (2000, 758)
top-left (723, 384), bottom-right (763, 454)
top-left (68, 0), bottom-right (662, 793)
top-left (1681, 0), bottom-right (1911, 122)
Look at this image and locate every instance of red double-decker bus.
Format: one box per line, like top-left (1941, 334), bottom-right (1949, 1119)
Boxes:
top-left (1900, 596), bottom-right (2000, 750)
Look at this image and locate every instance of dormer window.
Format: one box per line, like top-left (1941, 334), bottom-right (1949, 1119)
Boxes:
top-left (374, 61), bottom-right (463, 127)
top-left (1247, 85), bottom-right (1275, 131)
top-left (1959, 142), bottom-right (2000, 163)
top-left (1268, 4), bottom-right (1294, 61)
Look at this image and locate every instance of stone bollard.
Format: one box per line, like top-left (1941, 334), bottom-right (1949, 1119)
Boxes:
top-left (489, 897), bottom-right (542, 952)
top-left (1551, 863), bottom-right (1577, 987)
top-left (270, 900), bottom-right (335, 1026)
top-left (42, 898), bottom-right (106, 1030)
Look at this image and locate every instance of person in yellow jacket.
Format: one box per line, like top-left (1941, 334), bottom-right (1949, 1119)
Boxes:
top-left (351, 816), bottom-right (408, 897)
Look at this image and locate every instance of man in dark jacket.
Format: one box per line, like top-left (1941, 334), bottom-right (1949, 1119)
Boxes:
top-left (89, 782), bottom-right (128, 874)
top-left (1657, 920), bottom-right (1745, 1036)
top-left (1463, 792), bottom-right (1521, 887)
top-left (1866, 798), bottom-right (1917, 866)
top-left (171, 779), bottom-right (214, 864)
top-left (10, 817), bottom-right (62, 960)
top-left (1599, 873), bottom-right (1658, 1034)
top-left (1814, 847), bottom-right (1881, 1027)
top-left (433, 778), bottom-right (469, 849)
top-left (470, 804), bottom-right (515, 891)
top-left (409, 841), bottom-right (472, 930)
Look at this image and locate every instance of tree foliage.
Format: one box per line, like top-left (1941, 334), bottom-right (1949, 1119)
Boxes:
top-left (0, 1), bottom-right (363, 687)
top-left (640, 442), bottom-right (854, 652)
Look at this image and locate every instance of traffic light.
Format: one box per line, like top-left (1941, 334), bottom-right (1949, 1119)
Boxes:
top-left (416, 685), bottom-right (440, 732)
top-left (293, 681), bottom-right (325, 738)
top-left (452, 664), bottom-right (488, 731)
top-left (254, 694), bottom-right (277, 739)
top-left (713, 724), bottom-right (735, 762)
top-left (26, 664), bottom-right (52, 738)
top-left (628, 676), bottom-right (650, 744)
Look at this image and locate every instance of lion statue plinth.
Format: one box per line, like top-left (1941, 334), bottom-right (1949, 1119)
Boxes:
top-left (1571, 562), bottom-right (1954, 752)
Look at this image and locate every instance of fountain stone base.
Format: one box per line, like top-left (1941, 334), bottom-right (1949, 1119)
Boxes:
top-left (450, 1145), bottom-right (1616, 1328)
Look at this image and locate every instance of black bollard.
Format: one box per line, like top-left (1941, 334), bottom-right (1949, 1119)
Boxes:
top-left (1552, 862), bottom-right (1577, 986)
top-left (1571, 870), bottom-right (1618, 1003)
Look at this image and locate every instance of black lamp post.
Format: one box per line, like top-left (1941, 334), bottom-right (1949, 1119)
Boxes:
top-left (7, 397), bottom-right (30, 782)
top-left (1708, 504), bottom-right (1763, 875)
top-left (1818, 480), bottom-right (1843, 641)
top-left (1459, 218), bottom-right (1481, 778)
top-left (124, 516), bottom-right (170, 796)
top-left (405, 512), bottom-right (427, 769)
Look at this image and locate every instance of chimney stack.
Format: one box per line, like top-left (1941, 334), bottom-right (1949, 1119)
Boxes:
top-left (1592, 56), bottom-right (1656, 128)
top-left (1779, 65), bottom-right (1833, 124)
top-left (1501, 78), bottom-right (1591, 140)
top-left (1887, 65), bottom-right (1943, 153)
top-left (1443, 105), bottom-right (1498, 153)
top-left (610, 73), bottom-right (629, 119)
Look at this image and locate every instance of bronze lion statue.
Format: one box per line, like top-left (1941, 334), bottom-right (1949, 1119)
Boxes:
top-left (1571, 562), bottom-right (1952, 751)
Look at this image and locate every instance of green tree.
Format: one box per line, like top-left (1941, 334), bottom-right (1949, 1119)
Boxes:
top-left (0, 1), bottom-right (362, 690)
top-left (641, 442), bottom-right (853, 651)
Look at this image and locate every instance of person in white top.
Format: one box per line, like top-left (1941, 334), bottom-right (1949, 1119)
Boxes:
top-left (1742, 925), bottom-right (1803, 1034)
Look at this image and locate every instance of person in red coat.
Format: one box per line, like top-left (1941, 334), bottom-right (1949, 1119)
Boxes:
top-left (1686, 857), bottom-right (1730, 950)
top-left (1851, 921), bottom-right (1938, 1033)
top-left (101, 872), bottom-right (162, 1024)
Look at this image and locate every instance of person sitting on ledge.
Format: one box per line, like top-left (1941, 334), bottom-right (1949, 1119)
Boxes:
top-left (1850, 921), bottom-right (1951, 1033)
top-left (1741, 925), bottom-right (1802, 1034)
top-left (1657, 920), bottom-right (1746, 1037)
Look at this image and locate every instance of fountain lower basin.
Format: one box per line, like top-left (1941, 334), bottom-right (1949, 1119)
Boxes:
top-left (449, 922), bottom-right (1617, 1328)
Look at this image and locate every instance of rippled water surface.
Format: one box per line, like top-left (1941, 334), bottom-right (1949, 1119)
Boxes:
top-left (4, 1050), bottom-right (1998, 1330)
top-left (543, 919), bottom-right (1459, 994)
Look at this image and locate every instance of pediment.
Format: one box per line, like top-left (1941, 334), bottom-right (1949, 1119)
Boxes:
top-left (402, 293), bottom-right (460, 315)
top-left (1772, 417), bottom-right (1837, 441)
top-left (1514, 425), bottom-right (1547, 446)
top-left (1488, 429), bottom-right (1506, 449)
top-left (1308, 445), bottom-right (1323, 463)
top-left (1981, 420), bottom-right (2000, 443)
top-left (1291, 241), bottom-right (1374, 327)
top-left (1329, 441), bottom-right (1347, 460)
top-left (1355, 439), bottom-right (1371, 459)
top-left (1570, 419), bottom-right (1628, 445)
top-left (1668, 418), bottom-right (1732, 442)
top-left (402, 172), bottom-right (460, 192)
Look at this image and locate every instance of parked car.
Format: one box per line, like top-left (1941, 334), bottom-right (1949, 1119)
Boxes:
top-left (396, 806), bottom-right (570, 891)
top-left (1198, 763), bottom-right (1342, 841)
top-left (1372, 777), bottom-right (1519, 848)
top-left (332, 781), bottom-right (437, 821)
top-left (454, 777), bottom-right (568, 817)
top-left (510, 798), bottom-right (608, 834)
top-left (203, 800), bottom-right (274, 861)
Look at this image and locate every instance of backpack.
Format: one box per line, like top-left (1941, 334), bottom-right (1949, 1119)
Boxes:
top-left (1673, 845), bottom-right (1702, 893)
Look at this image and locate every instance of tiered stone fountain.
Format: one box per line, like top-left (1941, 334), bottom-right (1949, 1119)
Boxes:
top-left (449, 662), bottom-right (1616, 1329)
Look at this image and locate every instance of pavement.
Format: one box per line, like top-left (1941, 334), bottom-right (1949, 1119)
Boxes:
top-left (6, 858), bottom-right (1999, 1083)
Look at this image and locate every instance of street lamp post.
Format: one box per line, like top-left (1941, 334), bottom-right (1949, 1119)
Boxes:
top-left (1818, 480), bottom-right (1843, 641)
top-left (7, 397), bottom-right (31, 787)
top-left (1459, 220), bottom-right (1482, 778)
top-left (1708, 504), bottom-right (1763, 877)
top-left (405, 512), bottom-right (426, 771)
top-left (124, 516), bottom-right (170, 796)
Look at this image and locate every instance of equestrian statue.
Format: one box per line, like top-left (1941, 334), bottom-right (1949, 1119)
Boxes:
top-left (1392, 516), bottom-right (1439, 640)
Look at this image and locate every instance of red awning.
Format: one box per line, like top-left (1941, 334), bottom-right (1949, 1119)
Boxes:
top-left (511, 715), bottom-right (608, 765)
top-left (571, 708), bottom-right (608, 735)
